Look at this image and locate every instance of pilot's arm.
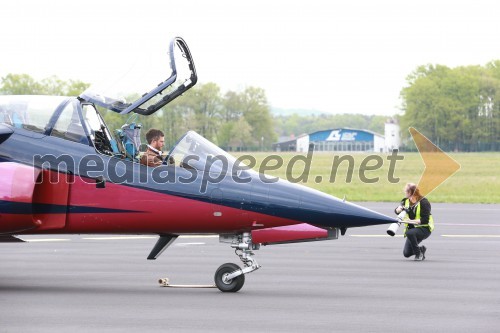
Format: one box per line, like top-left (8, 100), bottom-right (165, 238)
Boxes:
top-left (140, 152), bottom-right (163, 167)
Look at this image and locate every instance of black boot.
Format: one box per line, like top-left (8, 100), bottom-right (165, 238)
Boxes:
top-left (420, 246), bottom-right (427, 260)
top-left (414, 249), bottom-right (423, 261)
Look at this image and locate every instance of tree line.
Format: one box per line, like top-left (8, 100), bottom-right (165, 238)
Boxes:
top-left (274, 113), bottom-right (389, 138)
top-left (103, 82), bottom-right (277, 151)
top-left (0, 73), bottom-right (392, 150)
top-left (0, 73), bottom-right (89, 96)
top-left (400, 61), bottom-right (500, 151)
top-left (3, 63), bottom-right (500, 152)
top-left (0, 74), bottom-right (276, 150)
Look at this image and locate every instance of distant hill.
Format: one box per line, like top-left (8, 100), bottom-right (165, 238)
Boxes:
top-left (271, 107), bottom-right (326, 117)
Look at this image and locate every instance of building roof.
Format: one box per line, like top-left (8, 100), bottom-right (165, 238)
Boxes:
top-left (308, 128), bottom-right (384, 143)
top-left (274, 128), bottom-right (384, 144)
top-left (308, 128), bottom-right (384, 138)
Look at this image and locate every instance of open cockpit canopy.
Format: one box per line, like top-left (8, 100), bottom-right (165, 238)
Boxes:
top-left (79, 37), bottom-right (197, 116)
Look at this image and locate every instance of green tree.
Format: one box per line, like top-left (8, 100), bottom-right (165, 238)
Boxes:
top-left (65, 80), bottom-right (91, 96)
top-left (0, 73), bottom-right (90, 96)
top-left (222, 90), bottom-right (244, 122)
top-left (238, 87), bottom-right (276, 149)
top-left (400, 63), bottom-right (500, 151)
top-left (0, 74), bottom-right (43, 94)
top-left (219, 86), bottom-right (276, 150)
top-left (184, 82), bottom-right (222, 142)
top-left (1, 73), bottom-right (280, 151)
top-left (229, 117), bottom-right (253, 150)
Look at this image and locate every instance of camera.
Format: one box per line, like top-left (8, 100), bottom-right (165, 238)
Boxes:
top-left (386, 208), bottom-right (408, 236)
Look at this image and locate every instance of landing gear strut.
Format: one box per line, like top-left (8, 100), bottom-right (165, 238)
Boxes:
top-left (215, 232), bottom-right (261, 292)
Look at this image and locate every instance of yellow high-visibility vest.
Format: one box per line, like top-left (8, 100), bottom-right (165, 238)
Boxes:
top-left (403, 199), bottom-right (434, 236)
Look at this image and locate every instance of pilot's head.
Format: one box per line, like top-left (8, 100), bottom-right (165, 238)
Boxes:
top-left (146, 129), bottom-right (165, 150)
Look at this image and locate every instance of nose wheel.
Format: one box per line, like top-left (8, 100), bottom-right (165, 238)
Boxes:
top-left (214, 263), bottom-right (245, 292)
top-left (215, 232), bottom-right (261, 292)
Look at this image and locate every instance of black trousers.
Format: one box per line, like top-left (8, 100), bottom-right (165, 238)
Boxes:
top-left (403, 227), bottom-right (431, 258)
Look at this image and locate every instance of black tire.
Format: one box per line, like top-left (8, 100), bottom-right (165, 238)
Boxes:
top-left (214, 263), bottom-right (245, 292)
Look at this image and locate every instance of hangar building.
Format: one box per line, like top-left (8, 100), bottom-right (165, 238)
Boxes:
top-left (274, 121), bottom-right (400, 153)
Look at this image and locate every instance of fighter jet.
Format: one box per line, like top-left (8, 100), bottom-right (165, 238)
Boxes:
top-left (0, 37), bottom-right (396, 292)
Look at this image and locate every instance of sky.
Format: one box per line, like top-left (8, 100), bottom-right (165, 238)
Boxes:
top-left (1, 0), bottom-right (500, 116)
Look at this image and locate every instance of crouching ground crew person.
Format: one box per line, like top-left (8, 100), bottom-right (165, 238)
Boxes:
top-left (395, 183), bottom-right (435, 261)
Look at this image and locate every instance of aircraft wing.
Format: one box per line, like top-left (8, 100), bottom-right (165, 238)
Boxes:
top-left (0, 235), bottom-right (25, 243)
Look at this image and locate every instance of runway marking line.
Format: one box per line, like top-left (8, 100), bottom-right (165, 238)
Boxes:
top-left (83, 235), bottom-right (218, 240)
top-left (439, 223), bottom-right (500, 227)
top-left (23, 238), bottom-right (71, 242)
top-left (350, 234), bottom-right (500, 238)
top-left (19, 235), bottom-right (218, 242)
top-left (21, 235), bottom-right (499, 242)
top-left (82, 236), bottom-right (157, 240)
top-left (441, 235), bottom-right (500, 238)
top-left (350, 235), bottom-right (403, 238)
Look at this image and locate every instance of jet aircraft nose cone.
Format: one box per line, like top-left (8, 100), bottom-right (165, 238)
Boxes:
top-left (299, 184), bottom-right (397, 228)
top-left (336, 200), bottom-right (397, 226)
top-left (251, 178), bottom-right (397, 229)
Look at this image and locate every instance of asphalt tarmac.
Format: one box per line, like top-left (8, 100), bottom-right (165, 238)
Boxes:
top-left (1, 203), bottom-right (499, 332)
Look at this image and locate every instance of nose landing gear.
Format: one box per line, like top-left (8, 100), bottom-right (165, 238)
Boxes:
top-left (215, 232), bottom-right (261, 292)
top-left (214, 263), bottom-right (245, 292)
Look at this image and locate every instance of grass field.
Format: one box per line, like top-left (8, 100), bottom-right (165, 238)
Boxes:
top-left (233, 152), bottom-right (500, 204)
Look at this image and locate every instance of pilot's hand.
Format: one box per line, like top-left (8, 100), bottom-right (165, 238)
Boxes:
top-left (162, 154), bottom-right (175, 165)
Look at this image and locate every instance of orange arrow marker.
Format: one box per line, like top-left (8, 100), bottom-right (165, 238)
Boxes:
top-left (409, 127), bottom-right (461, 197)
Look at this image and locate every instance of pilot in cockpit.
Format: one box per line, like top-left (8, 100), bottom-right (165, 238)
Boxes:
top-left (140, 129), bottom-right (174, 167)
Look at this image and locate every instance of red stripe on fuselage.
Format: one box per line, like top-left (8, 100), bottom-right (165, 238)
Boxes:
top-left (55, 176), bottom-right (300, 234)
top-left (1, 165), bottom-right (302, 235)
